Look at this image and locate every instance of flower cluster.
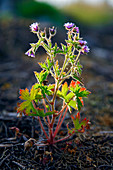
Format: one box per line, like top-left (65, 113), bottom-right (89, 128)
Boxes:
top-left (64, 22), bottom-right (90, 55)
top-left (18, 22), bottom-right (90, 146)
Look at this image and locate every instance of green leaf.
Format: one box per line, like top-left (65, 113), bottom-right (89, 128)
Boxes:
top-left (55, 49), bottom-right (66, 54)
top-left (70, 83), bottom-right (81, 94)
top-left (27, 108), bottom-right (55, 117)
top-left (33, 83), bottom-right (53, 97)
top-left (48, 84), bottom-right (55, 92)
top-left (68, 100), bottom-right (77, 110)
top-left (71, 113), bottom-right (81, 130)
top-left (65, 92), bottom-right (75, 103)
top-left (52, 43), bottom-right (58, 54)
top-left (61, 43), bottom-right (67, 52)
top-left (38, 62), bottom-right (47, 70)
top-left (76, 97), bottom-right (83, 111)
top-left (17, 87), bottom-right (38, 114)
top-left (34, 70), bottom-right (48, 84)
top-left (57, 90), bottom-right (64, 99)
top-left (30, 86), bottom-right (38, 100)
top-left (62, 82), bottom-right (68, 96)
top-left (67, 112), bottom-right (89, 134)
top-left (46, 57), bottom-right (53, 70)
top-left (78, 90), bottom-right (90, 97)
top-left (67, 45), bottom-right (72, 52)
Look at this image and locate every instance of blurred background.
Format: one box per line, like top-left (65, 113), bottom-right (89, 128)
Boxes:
top-left (0, 0), bottom-right (113, 131)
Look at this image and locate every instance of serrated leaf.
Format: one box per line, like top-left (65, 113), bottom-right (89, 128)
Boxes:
top-left (78, 90), bottom-right (90, 97)
top-left (71, 113), bottom-right (81, 130)
top-left (70, 83), bottom-right (81, 94)
top-left (17, 88), bottom-right (38, 114)
top-left (67, 112), bottom-right (89, 134)
top-left (19, 88), bottom-right (30, 100)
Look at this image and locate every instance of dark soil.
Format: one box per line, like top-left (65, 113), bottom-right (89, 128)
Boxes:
top-left (0, 19), bottom-right (113, 169)
top-left (0, 116), bottom-right (113, 170)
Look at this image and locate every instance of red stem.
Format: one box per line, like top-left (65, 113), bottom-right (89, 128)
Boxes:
top-left (53, 134), bottom-right (71, 144)
top-left (53, 107), bottom-right (68, 138)
top-left (38, 117), bottom-right (49, 140)
top-left (57, 109), bottom-right (64, 127)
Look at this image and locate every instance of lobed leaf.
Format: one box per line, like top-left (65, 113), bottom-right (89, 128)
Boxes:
top-left (67, 112), bottom-right (89, 134)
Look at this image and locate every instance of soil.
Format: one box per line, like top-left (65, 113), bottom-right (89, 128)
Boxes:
top-left (0, 19), bottom-right (113, 169)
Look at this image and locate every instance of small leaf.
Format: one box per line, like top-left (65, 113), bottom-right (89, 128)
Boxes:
top-left (71, 74), bottom-right (83, 85)
top-left (62, 82), bottom-right (68, 96)
top-left (34, 70), bottom-right (48, 84)
top-left (38, 62), bottom-right (47, 70)
top-left (67, 45), bottom-right (72, 52)
top-left (61, 43), bottom-right (67, 52)
top-left (67, 112), bottom-right (89, 134)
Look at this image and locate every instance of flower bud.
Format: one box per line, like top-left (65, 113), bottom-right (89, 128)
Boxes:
top-left (49, 27), bottom-right (56, 36)
top-left (25, 50), bottom-right (35, 58)
top-left (40, 29), bottom-right (46, 38)
top-left (72, 26), bottom-right (79, 33)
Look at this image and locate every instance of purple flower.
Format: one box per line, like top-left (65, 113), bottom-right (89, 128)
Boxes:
top-left (64, 22), bottom-right (74, 29)
top-left (78, 40), bottom-right (87, 46)
top-left (30, 52), bottom-right (35, 57)
top-left (25, 50), bottom-right (35, 58)
top-left (72, 26), bottom-right (79, 33)
top-left (30, 22), bottom-right (39, 32)
top-left (83, 46), bottom-right (90, 53)
top-left (80, 45), bottom-right (90, 54)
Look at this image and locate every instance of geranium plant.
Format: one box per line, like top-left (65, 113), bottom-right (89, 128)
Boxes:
top-left (17, 22), bottom-right (90, 145)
